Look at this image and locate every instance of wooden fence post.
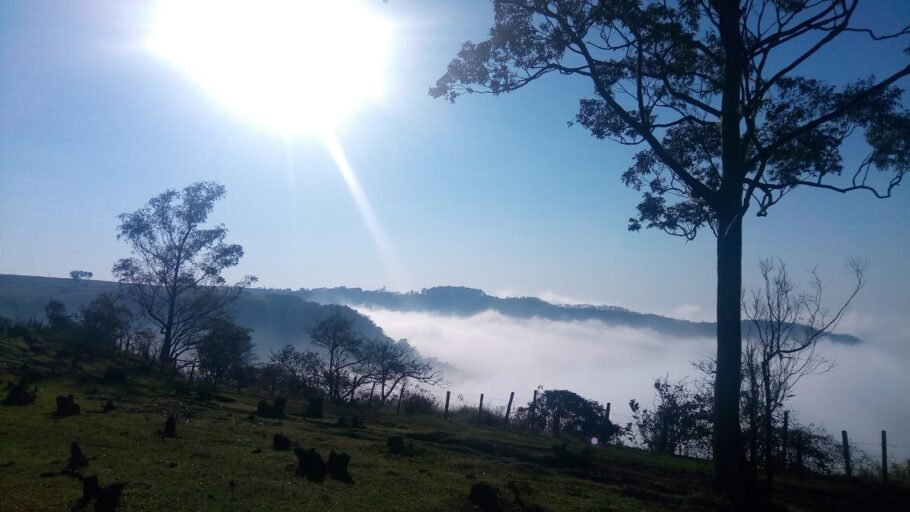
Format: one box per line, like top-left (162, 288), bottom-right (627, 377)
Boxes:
top-left (842, 430), bottom-right (851, 477)
top-left (605, 402), bottom-right (611, 422)
top-left (444, 391), bottom-right (451, 420)
top-left (478, 393), bottom-right (484, 423)
top-left (504, 392), bottom-right (514, 426)
top-left (782, 411), bottom-right (789, 468)
top-left (882, 430), bottom-right (888, 483)
top-left (396, 383), bottom-right (405, 414)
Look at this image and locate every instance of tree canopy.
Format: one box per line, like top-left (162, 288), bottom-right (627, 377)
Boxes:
top-left (113, 182), bottom-right (256, 364)
top-left (431, 0), bottom-right (908, 493)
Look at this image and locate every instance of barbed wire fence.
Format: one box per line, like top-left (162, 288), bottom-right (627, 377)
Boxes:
top-left (393, 384), bottom-right (903, 483)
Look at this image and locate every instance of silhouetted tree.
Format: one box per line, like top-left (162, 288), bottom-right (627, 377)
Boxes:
top-left (310, 315), bottom-right (365, 403)
top-left (523, 389), bottom-right (618, 440)
top-left (44, 300), bottom-right (70, 331)
top-left (362, 337), bottom-right (442, 403)
top-left (113, 182), bottom-right (256, 364)
top-left (432, 1), bottom-right (908, 492)
top-left (268, 344), bottom-right (324, 395)
top-left (79, 292), bottom-right (133, 354)
top-left (196, 318), bottom-right (255, 386)
top-left (629, 377), bottom-right (713, 457)
top-left (743, 258), bottom-right (864, 485)
top-left (69, 270), bottom-right (93, 280)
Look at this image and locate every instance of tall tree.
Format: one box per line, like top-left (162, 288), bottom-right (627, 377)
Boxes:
top-left (113, 182), bottom-right (256, 364)
top-left (431, 1), bottom-right (908, 493)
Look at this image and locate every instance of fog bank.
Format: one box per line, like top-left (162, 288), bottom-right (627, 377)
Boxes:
top-left (360, 307), bottom-right (910, 462)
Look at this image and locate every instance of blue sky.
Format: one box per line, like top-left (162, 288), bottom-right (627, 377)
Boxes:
top-left (1, 0), bottom-right (908, 328)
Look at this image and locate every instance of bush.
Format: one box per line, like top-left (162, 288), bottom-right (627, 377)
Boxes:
top-left (402, 393), bottom-right (439, 415)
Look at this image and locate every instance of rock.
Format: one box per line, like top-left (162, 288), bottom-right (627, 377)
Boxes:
top-left (469, 482), bottom-right (502, 512)
top-left (162, 415), bottom-right (177, 438)
top-left (273, 433), bottom-right (292, 451)
top-left (327, 450), bottom-right (353, 483)
top-left (387, 436), bottom-right (406, 454)
top-left (66, 442), bottom-right (89, 472)
top-left (55, 395), bottom-right (81, 417)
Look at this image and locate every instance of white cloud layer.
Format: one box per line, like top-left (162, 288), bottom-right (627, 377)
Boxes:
top-left (360, 307), bottom-right (910, 462)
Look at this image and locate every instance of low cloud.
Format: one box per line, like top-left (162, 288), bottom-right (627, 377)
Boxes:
top-left (360, 307), bottom-right (910, 461)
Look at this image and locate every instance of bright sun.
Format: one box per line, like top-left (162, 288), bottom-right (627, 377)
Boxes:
top-left (148, 0), bottom-right (393, 136)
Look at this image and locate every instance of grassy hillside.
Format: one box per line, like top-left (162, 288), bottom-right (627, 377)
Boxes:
top-left (1, 334), bottom-right (905, 511)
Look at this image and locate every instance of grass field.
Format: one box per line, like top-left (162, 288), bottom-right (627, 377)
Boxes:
top-left (1, 334), bottom-right (907, 511)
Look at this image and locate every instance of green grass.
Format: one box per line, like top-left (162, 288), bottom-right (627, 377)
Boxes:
top-left (1, 334), bottom-right (907, 511)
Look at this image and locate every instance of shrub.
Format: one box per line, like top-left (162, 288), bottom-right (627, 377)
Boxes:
top-left (402, 392), bottom-right (439, 415)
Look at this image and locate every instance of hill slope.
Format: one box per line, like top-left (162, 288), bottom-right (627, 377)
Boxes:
top-left (1, 333), bottom-right (904, 511)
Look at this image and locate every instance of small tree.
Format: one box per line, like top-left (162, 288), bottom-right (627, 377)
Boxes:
top-left (432, 0), bottom-right (909, 491)
top-left (268, 344), bottom-right (324, 395)
top-left (69, 270), bottom-right (93, 280)
top-left (742, 258), bottom-right (864, 485)
top-left (310, 315), bottom-right (365, 403)
top-left (629, 377), bottom-right (713, 457)
top-left (363, 338), bottom-right (442, 403)
top-left (196, 318), bottom-right (255, 386)
top-left (79, 292), bottom-right (133, 354)
top-left (524, 389), bottom-right (618, 440)
top-left (44, 300), bottom-right (70, 331)
top-left (113, 182), bottom-right (256, 364)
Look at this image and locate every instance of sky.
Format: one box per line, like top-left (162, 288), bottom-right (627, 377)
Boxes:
top-left (1, 0), bottom-right (908, 454)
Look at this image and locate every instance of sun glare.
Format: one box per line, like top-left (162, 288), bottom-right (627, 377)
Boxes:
top-left (148, 0), bottom-right (392, 136)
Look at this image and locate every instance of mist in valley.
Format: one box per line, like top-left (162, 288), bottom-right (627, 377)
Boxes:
top-left (361, 307), bottom-right (910, 462)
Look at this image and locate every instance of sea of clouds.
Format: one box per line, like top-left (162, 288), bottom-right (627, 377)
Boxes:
top-left (359, 307), bottom-right (910, 463)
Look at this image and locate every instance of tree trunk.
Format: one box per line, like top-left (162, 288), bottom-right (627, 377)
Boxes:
top-left (714, 0), bottom-right (746, 495)
top-left (714, 204), bottom-right (745, 493)
top-left (762, 360), bottom-right (775, 486)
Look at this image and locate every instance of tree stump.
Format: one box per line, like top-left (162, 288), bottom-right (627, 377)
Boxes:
top-left (55, 395), bottom-right (81, 417)
top-left (327, 450), bottom-right (353, 483)
top-left (2, 380), bottom-right (37, 406)
top-left (66, 442), bottom-right (89, 472)
top-left (293, 447), bottom-right (326, 482)
top-left (272, 433), bottom-right (292, 451)
top-left (162, 415), bottom-right (177, 438)
top-left (387, 436), bottom-right (405, 454)
top-left (469, 482), bottom-right (502, 512)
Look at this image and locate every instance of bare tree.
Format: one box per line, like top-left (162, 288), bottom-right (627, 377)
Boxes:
top-left (743, 258), bottom-right (864, 485)
top-left (310, 315), bottom-right (366, 403)
top-left (364, 338), bottom-right (442, 404)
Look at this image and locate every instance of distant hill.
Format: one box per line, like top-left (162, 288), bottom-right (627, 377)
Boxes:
top-left (0, 275), bottom-right (861, 348)
top-left (0, 274), bottom-right (391, 354)
top-left (292, 285), bottom-right (861, 345)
